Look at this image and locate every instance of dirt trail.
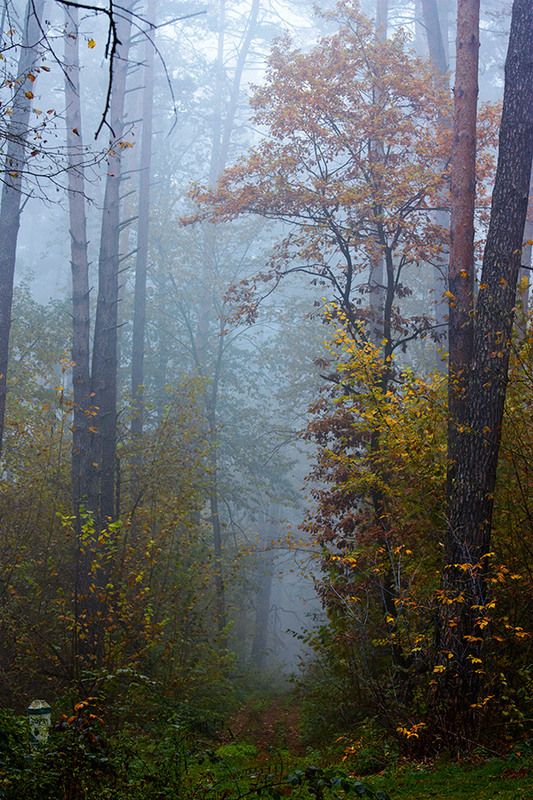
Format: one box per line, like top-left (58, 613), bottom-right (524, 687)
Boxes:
top-left (223, 696), bottom-right (303, 757)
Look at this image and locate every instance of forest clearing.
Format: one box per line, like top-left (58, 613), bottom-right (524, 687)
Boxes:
top-left (1, 0), bottom-right (533, 797)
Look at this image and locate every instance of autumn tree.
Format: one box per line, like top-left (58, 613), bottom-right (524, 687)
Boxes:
top-left (186, 0), bottom-right (454, 678)
top-left (188, 1), bottom-right (451, 352)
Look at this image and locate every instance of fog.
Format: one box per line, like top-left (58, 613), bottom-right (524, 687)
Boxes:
top-left (0, 0), bottom-right (513, 706)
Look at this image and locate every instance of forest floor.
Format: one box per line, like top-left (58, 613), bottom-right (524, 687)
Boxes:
top-left (218, 693), bottom-right (533, 799)
top-left (222, 694), bottom-right (304, 757)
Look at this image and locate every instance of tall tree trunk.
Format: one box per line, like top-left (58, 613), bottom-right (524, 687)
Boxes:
top-left (368, 0), bottom-right (387, 345)
top-left (64, 5), bottom-right (96, 677)
top-left (131, 0), bottom-right (157, 437)
top-left (91, 7), bottom-right (132, 522)
top-left (446, 0), bottom-right (479, 503)
top-left (64, 5), bottom-right (95, 515)
top-left (441, 0), bottom-right (533, 714)
top-left (0, 0), bottom-right (45, 457)
top-left (421, 0), bottom-right (451, 363)
top-left (421, 0), bottom-right (448, 74)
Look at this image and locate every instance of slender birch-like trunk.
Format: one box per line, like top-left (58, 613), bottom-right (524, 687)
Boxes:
top-left (0, 0), bottom-right (45, 457)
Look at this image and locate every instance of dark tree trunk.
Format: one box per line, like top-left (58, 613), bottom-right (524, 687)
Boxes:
top-left (442, 0), bottom-right (533, 710)
top-left (64, 5), bottom-right (95, 515)
top-left (91, 7), bottom-right (132, 522)
top-left (0, 0), bottom-right (45, 457)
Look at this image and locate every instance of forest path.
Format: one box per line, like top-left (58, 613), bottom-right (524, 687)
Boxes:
top-left (222, 694), bottom-right (303, 758)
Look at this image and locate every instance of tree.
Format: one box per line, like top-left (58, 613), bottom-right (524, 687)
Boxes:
top-left (441, 0), bottom-right (533, 714)
top-left (64, 3), bottom-right (93, 515)
top-left (0, 0), bottom-right (46, 458)
top-left (90, 2), bottom-right (133, 523)
top-left (446, 0), bottom-right (479, 472)
top-left (187, 0), bottom-right (455, 676)
top-left (188, 1), bottom-right (452, 353)
top-left (131, 0), bottom-right (157, 438)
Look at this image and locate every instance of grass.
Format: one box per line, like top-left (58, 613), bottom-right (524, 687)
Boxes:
top-left (349, 750), bottom-right (531, 800)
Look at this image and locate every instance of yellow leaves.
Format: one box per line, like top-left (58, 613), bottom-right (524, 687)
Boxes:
top-left (25, 90), bottom-right (34, 99)
top-left (433, 664), bottom-right (446, 673)
top-left (470, 695), bottom-right (494, 709)
top-left (119, 141), bottom-right (134, 149)
top-left (88, 38), bottom-right (96, 49)
top-left (396, 722), bottom-right (426, 739)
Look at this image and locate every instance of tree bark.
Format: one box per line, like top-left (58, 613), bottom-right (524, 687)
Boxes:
top-left (0, 0), bottom-right (45, 458)
top-left (442, 0), bottom-right (533, 710)
top-left (131, 0), bottom-right (157, 437)
top-left (446, 0), bottom-right (479, 502)
top-left (64, 5), bottom-right (95, 514)
top-left (91, 6), bottom-right (132, 522)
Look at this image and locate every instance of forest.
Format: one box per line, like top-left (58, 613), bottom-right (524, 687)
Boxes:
top-left (0, 0), bottom-right (533, 797)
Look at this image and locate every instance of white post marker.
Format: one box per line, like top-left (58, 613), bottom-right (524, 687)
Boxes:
top-left (28, 699), bottom-right (52, 749)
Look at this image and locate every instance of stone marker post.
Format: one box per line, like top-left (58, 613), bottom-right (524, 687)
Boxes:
top-left (28, 699), bottom-right (51, 749)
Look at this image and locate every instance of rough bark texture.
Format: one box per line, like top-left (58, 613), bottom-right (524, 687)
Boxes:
top-left (446, 0), bottom-right (479, 498)
top-left (0, 0), bottom-right (45, 457)
top-left (91, 7), bottom-right (132, 522)
top-left (64, 6), bottom-right (94, 513)
top-left (442, 0), bottom-right (533, 708)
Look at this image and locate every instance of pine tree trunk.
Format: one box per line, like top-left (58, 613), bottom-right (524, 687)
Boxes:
top-left (446, 0), bottom-right (479, 507)
top-left (441, 0), bottom-right (533, 713)
top-left (0, 0), bottom-right (45, 457)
